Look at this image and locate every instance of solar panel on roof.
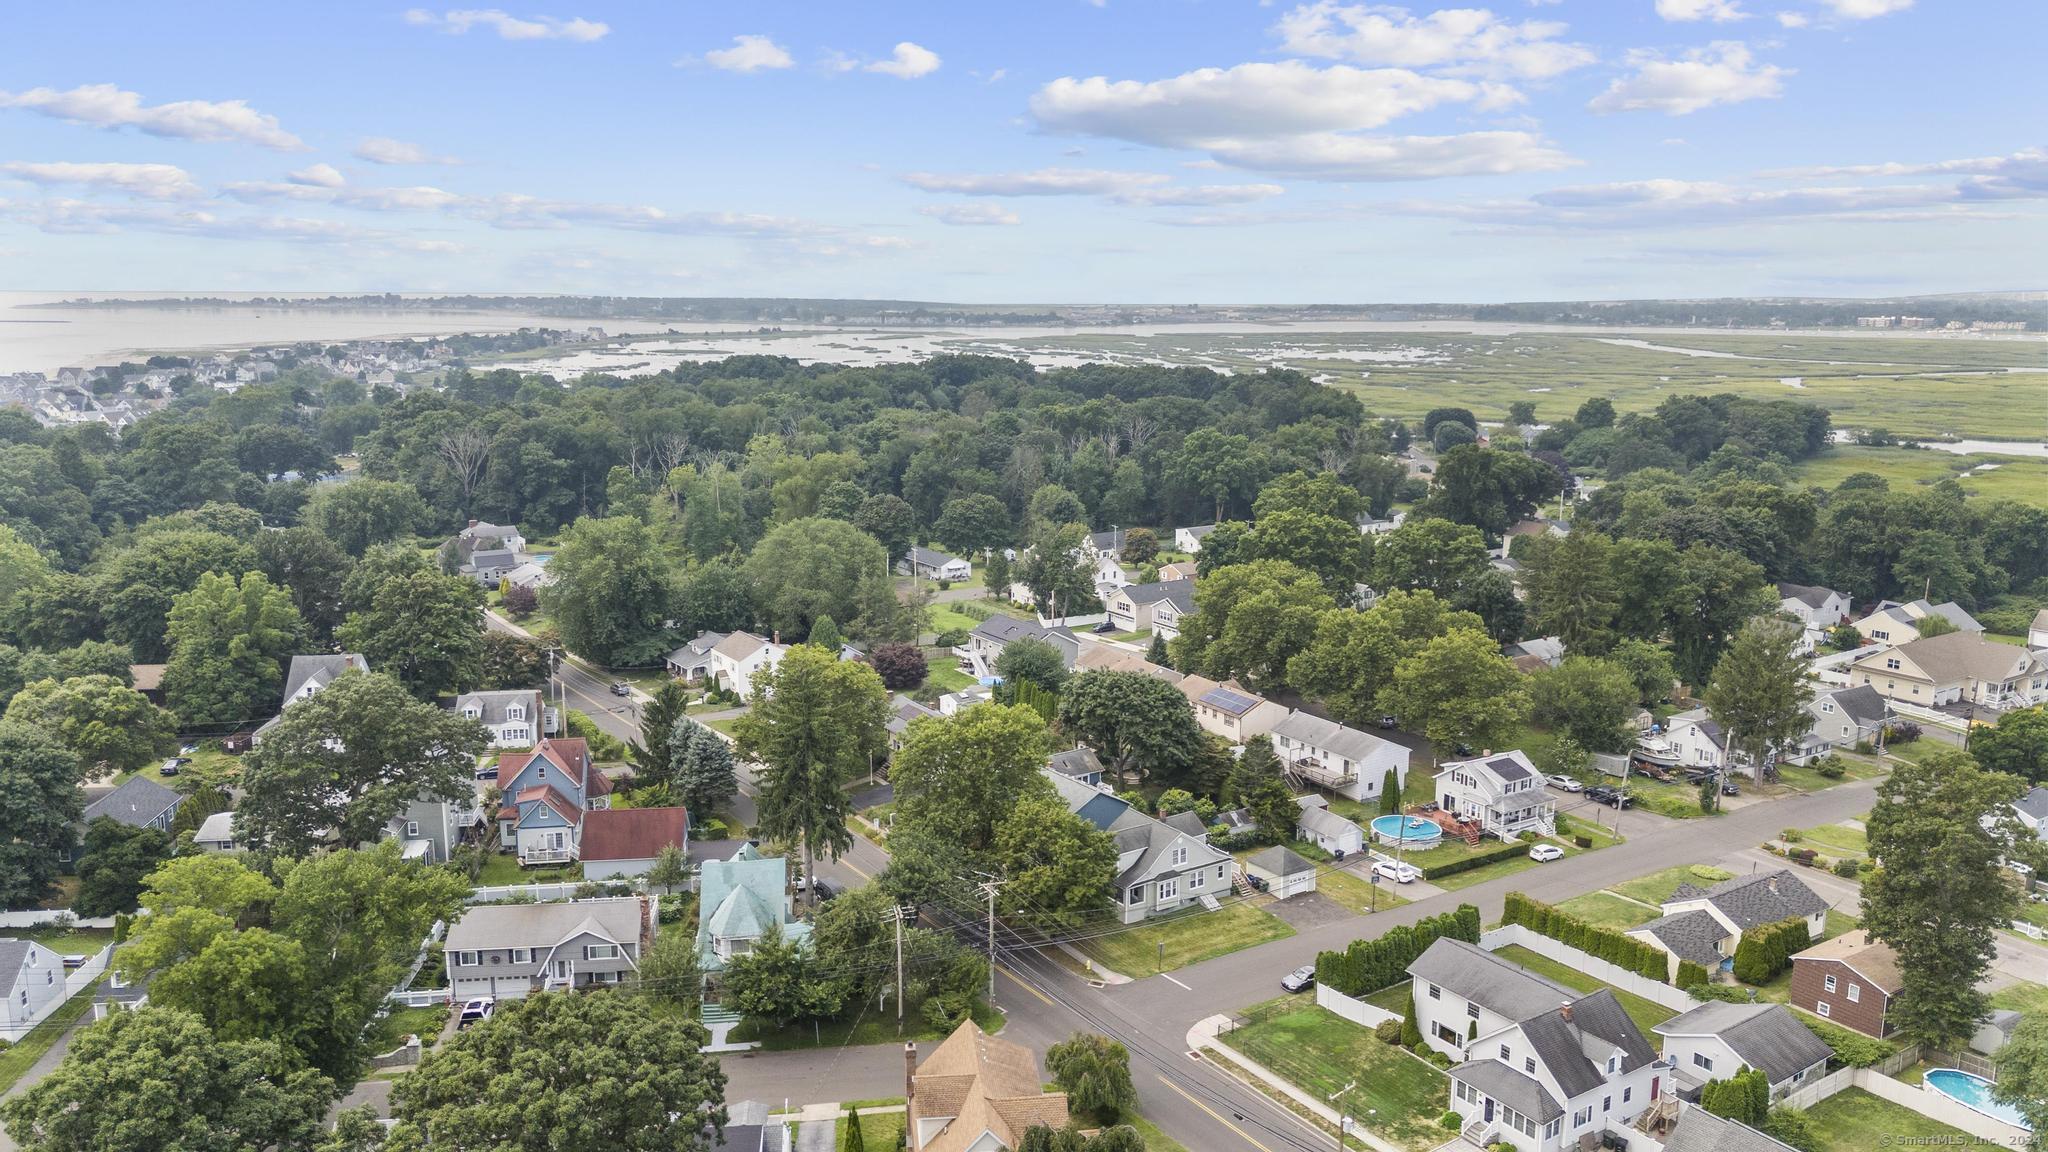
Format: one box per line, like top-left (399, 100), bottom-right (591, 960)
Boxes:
top-left (1201, 687), bottom-right (1258, 713)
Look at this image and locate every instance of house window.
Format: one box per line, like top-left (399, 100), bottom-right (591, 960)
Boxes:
top-left (1467, 1003), bottom-right (1481, 1020)
top-left (1873, 630), bottom-right (1890, 641)
top-left (1847, 984), bottom-right (1861, 1003)
top-left (1693, 1053), bottom-right (1714, 1072)
top-left (1624, 1088), bottom-right (1632, 1104)
top-left (1546, 1121), bottom-right (1562, 1140)
top-left (1500, 1044), bottom-right (1512, 1060)
top-left (1525, 1057), bottom-right (1536, 1075)
top-left (1127, 886), bottom-right (1144, 905)
top-left (585, 944), bottom-right (619, 960)
top-left (1821, 701), bottom-right (1834, 714)
top-left (1824, 974), bottom-right (1837, 993)
top-left (457, 951), bottom-right (478, 966)
top-left (1428, 984), bottom-right (1441, 1000)
top-left (1607, 1056), bottom-right (1618, 1073)
top-left (463, 707), bottom-right (482, 719)
top-left (1171, 847), bottom-right (1188, 866)
top-left (1816, 1002), bottom-right (1831, 1018)
top-left (1158, 878), bottom-right (1179, 901)
top-left (1216, 864), bottom-right (1226, 880)
top-left (406, 821), bottom-right (420, 837)
top-left (507, 705), bottom-right (525, 721)
top-left (513, 949), bottom-right (530, 964)
top-left (1603, 1096), bottom-right (1612, 1115)
top-left (1885, 658), bottom-right (1901, 670)
top-left (1190, 871), bottom-right (1205, 890)
top-left (1575, 1107), bottom-right (1593, 1127)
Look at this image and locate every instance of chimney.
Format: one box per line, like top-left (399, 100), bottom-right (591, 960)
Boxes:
top-left (904, 1043), bottom-right (918, 1135)
top-left (1559, 1001), bottom-right (1573, 1022)
top-left (468, 519), bottom-right (479, 529)
top-left (773, 630), bottom-right (781, 645)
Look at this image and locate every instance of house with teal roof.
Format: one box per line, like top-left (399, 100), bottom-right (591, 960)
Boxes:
top-left (696, 844), bottom-right (810, 1051)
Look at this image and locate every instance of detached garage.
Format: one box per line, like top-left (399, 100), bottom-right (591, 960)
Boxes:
top-left (1244, 845), bottom-right (1317, 900)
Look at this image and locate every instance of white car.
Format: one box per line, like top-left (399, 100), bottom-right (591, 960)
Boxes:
top-left (1373, 860), bottom-right (1421, 884)
top-left (1545, 774), bottom-right (1584, 793)
top-left (1528, 843), bottom-right (1566, 863)
top-left (457, 997), bottom-right (495, 1029)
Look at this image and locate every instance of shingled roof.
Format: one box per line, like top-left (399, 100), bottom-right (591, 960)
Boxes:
top-left (1633, 910), bottom-right (1727, 966)
top-left (910, 1020), bottom-right (1070, 1152)
top-left (1655, 1002), bottom-right (1831, 1084)
top-left (1668, 869), bottom-right (1828, 931)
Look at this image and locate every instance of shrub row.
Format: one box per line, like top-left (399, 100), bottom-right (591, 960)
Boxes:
top-left (1420, 839), bottom-right (1533, 879)
top-left (1796, 1009), bottom-right (1897, 1068)
top-left (1314, 904), bottom-right (1482, 996)
top-left (1501, 891), bottom-right (1672, 983)
top-left (1731, 915), bottom-right (1811, 985)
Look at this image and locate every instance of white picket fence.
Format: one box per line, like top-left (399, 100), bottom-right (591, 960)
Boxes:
top-left (388, 989), bottom-right (451, 1008)
top-left (1479, 924), bottom-right (1701, 1012)
top-left (466, 882), bottom-right (584, 904)
top-left (2009, 917), bottom-right (2044, 941)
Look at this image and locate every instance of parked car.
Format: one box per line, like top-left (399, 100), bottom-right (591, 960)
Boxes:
top-left (608, 681), bottom-right (631, 697)
top-left (1373, 860), bottom-right (1421, 884)
top-left (457, 997), bottom-right (495, 1029)
top-left (1528, 843), bottom-right (1565, 862)
top-left (1377, 715), bottom-right (1399, 730)
top-left (1280, 965), bottom-right (1316, 993)
top-left (158, 758), bottom-right (181, 777)
top-left (179, 743), bottom-right (198, 755)
top-left (1544, 774), bottom-right (1584, 793)
top-left (477, 762), bottom-right (499, 779)
top-left (1721, 778), bottom-right (1741, 796)
top-left (1091, 621), bottom-right (1117, 634)
top-left (1586, 786), bottom-right (1632, 809)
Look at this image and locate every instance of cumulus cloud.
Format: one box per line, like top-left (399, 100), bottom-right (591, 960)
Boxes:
top-left (0, 83), bottom-right (303, 150)
top-left (866, 42), bottom-right (942, 79)
top-left (287, 163), bottom-right (346, 188)
top-left (0, 161), bottom-right (202, 200)
top-left (1815, 0), bottom-right (1911, 17)
top-left (701, 35), bottom-right (795, 73)
top-left (903, 167), bottom-right (1287, 206)
top-left (1588, 42), bottom-right (1788, 115)
top-left (403, 8), bottom-right (608, 41)
top-left (1775, 11), bottom-right (1810, 26)
top-left (353, 137), bottom-right (459, 165)
top-left (1272, 2), bottom-right (1596, 80)
top-left (1656, 0), bottom-right (1749, 21)
top-left (918, 203), bottom-right (1022, 225)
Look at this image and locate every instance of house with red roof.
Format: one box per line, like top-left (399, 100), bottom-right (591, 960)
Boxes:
top-left (494, 738), bottom-right (613, 866)
top-left (582, 806), bottom-right (691, 881)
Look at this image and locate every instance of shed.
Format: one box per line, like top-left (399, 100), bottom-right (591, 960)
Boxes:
top-left (1243, 845), bottom-right (1316, 900)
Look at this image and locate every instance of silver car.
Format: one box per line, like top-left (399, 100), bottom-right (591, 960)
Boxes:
top-left (1545, 774), bottom-right (1584, 793)
top-left (1280, 965), bottom-right (1316, 993)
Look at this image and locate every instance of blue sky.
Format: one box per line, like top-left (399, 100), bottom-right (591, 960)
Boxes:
top-left (0, 1), bottom-right (2042, 302)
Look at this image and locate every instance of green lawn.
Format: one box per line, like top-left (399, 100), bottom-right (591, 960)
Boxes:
top-left (926, 605), bottom-right (982, 637)
top-left (15, 925), bottom-right (114, 957)
top-left (1364, 983), bottom-right (1413, 1015)
top-left (838, 1108), bottom-right (906, 1152)
top-left (1794, 822), bottom-right (1868, 857)
top-left (1623, 776), bottom-right (1712, 820)
top-left (1491, 946), bottom-right (1681, 1037)
top-left (1125, 1109), bottom-right (1191, 1152)
top-left (918, 662), bottom-right (977, 696)
top-left (732, 1002), bottom-right (1004, 1051)
top-left (1556, 891), bottom-right (1662, 932)
top-left (471, 853), bottom-right (579, 887)
top-left (1612, 864), bottom-right (1734, 906)
top-left (1226, 1001), bottom-right (1447, 1152)
top-left (366, 1003), bottom-right (449, 1058)
top-left (1077, 902), bottom-right (1295, 979)
top-left (1316, 866), bottom-right (1411, 915)
top-left (0, 977), bottom-right (100, 1093)
top-left (1990, 980), bottom-right (2048, 1014)
top-left (1803, 1088), bottom-right (1974, 1152)
top-left (1772, 754), bottom-right (1888, 793)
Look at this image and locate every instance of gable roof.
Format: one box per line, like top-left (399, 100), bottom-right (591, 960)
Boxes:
top-left (1048, 745), bottom-right (1105, 781)
top-left (1775, 582), bottom-right (1840, 609)
top-left (1791, 930), bottom-right (1902, 994)
top-left (907, 546), bottom-right (965, 568)
top-left (582, 806), bottom-right (689, 862)
top-left (195, 810), bottom-right (236, 844)
top-left (1818, 684), bottom-right (1888, 728)
top-left (1407, 938), bottom-right (1578, 1022)
top-left (1669, 869), bottom-right (1828, 930)
top-left (1189, 680), bottom-right (1272, 717)
top-left (1118, 578), bottom-right (1194, 607)
top-left (912, 1020), bottom-right (1070, 1152)
top-left (713, 631), bottom-right (777, 662)
top-left (1437, 749), bottom-right (1541, 792)
top-left (1670, 708), bottom-right (1727, 749)
top-left (1633, 910), bottom-right (1726, 966)
top-left (446, 896), bottom-right (642, 952)
top-left (1518, 990), bottom-right (1658, 1099)
top-left (1663, 1107), bottom-right (1803, 1152)
top-left (282, 653), bottom-right (369, 700)
top-left (461, 520), bottom-right (520, 541)
top-left (696, 852), bottom-right (808, 966)
top-left (1653, 1002), bottom-right (1831, 1084)
top-left (81, 775), bottom-right (182, 827)
top-left (0, 939), bottom-right (46, 982)
top-left (466, 548), bottom-right (517, 570)
top-left (1162, 810), bottom-right (1209, 837)
top-left (1297, 805), bottom-right (1360, 840)
top-left (1272, 711), bottom-right (1400, 765)
top-left (498, 738), bottom-right (601, 794)
top-left (1246, 844), bottom-right (1314, 877)
top-left (1451, 1059), bottom-right (1563, 1124)
top-left (1086, 528), bottom-right (1127, 555)
top-left (2017, 785), bottom-right (2048, 823)
top-left (1073, 644), bottom-right (1183, 683)
top-left (454, 689), bottom-right (543, 726)
top-left (1867, 630), bottom-right (2040, 684)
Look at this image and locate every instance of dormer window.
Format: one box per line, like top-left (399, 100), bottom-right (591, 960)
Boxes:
top-left (463, 707), bottom-right (482, 719)
top-left (506, 704), bottom-right (525, 721)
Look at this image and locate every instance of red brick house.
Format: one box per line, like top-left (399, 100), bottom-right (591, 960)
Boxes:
top-left (1788, 931), bottom-right (1902, 1038)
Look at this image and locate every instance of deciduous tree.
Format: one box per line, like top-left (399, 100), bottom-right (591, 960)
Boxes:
top-left (1046, 1033), bottom-right (1138, 1122)
top-left (336, 568), bottom-right (485, 699)
top-left (1529, 657), bottom-right (1638, 753)
top-left (161, 571), bottom-right (303, 727)
top-left (1384, 628), bottom-right (1527, 761)
top-left (745, 517), bottom-right (893, 644)
top-left (1703, 616), bottom-right (1814, 780)
top-left (1056, 670), bottom-right (1201, 786)
top-left (3, 674), bottom-right (176, 775)
top-left (72, 817), bottom-right (170, 917)
top-left (892, 704), bottom-right (1052, 854)
top-left (1968, 705), bottom-right (2048, 785)
top-left (0, 719), bottom-right (81, 909)
top-left (1171, 559), bottom-right (1332, 687)
top-left (542, 515), bottom-right (678, 667)
top-left (995, 792), bottom-right (1118, 932)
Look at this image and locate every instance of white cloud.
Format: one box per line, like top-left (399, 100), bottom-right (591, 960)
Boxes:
top-left (0, 161), bottom-right (202, 200)
top-left (866, 42), bottom-right (942, 79)
top-left (1588, 42), bottom-right (1789, 115)
top-left (0, 83), bottom-right (303, 150)
top-left (1656, 0), bottom-right (1749, 21)
top-left (1775, 10), bottom-right (1809, 25)
top-left (1762, 148), bottom-right (2048, 198)
top-left (287, 163), bottom-right (346, 188)
top-left (1273, 2), bottom-right (1596, 80)
top-left (903, 167), bottom-right (1288, 206)
top-left (224, 179), bottom-right (468, 212)
top-left (3, 198), bottom-right (441, 248)
top-left (1205, 131), bottom-right (1573, 180)
top-left (404, 9), bottom-right (608, 41)
top-left (1119, 183), bottom-right (1287, 206)
top-left (1815, 0), bottom-right (1911, 18)
top-left (353, 137), bottom-right (459, 165)
top-left (918, 203), bottom-right (1022, 225)
top-left (702, 35), bottom-right (795, 73)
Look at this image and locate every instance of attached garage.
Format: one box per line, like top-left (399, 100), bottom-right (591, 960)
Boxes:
top-left (1244, 845), bottom-right (1317, 900)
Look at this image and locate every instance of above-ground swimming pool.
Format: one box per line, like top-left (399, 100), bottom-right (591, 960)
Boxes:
top-left (1370, 815), bottom-right (1444, 848)
top-left (1923, 1069), bottom-right (2029, 1130)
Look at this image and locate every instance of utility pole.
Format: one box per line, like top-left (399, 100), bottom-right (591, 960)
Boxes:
top-left (882, 903), bottom-right (914, 1030)
top-left (974, 874), bottom-right (1006, 1004)
top-left (1332, 1081), bottom-right (1358, 1152)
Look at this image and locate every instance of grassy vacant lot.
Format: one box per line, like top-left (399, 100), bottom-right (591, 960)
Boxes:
top-left (1794, 822), bottom-right (1868, 858)
top-left (366, 1003), bottom-right (450, 1057)
top-left (1556, 891), bottom-right (1661, 932)
top-left (1078, 902), bottom-right (1295, 979)
top-left (925, 605), bottom-right (982, 637)
top-left (1772, 752), bottom-right (1888, 793)
top-left (1227, 1000), bottom-right (1447, 1152)
top-left (1804, 1088), bottom-right (1973, 1152)
top-left (1316, 865), bottom-right (1411, 915)
top-left (16, 924), bottom-right (114, 957)
top-left (1491, 945), bottom-right (1680, 1037)
top-left (1991, 980), bottom-right (2048, 1015)
top-left (1790, 446), bottom-right (2048, 509)
top-left (1612, 864), bottom-right (1734, 906)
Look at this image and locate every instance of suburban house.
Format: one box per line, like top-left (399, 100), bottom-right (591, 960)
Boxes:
top-left (1174, 525), bottom-right (1215, 553)
top-left (581, 806), bottom-right (690, 881)
top-left (716, 1101), bottom-right (793, 1152)
top-left (1048, 744), bottom-right (1107, 788)
top-left (1848, 630), bottom-right (2048, 710)
top-left (1073, 644), bottom-right (1182, 684)
top-left (1653, 1002), bottom-right (1832, 1100)
top-left (381, 789), bottom-right (484, 865)
top-left (93, 952), bottom-right (150, 1021)
top-left (503, 559), bottom-right (553, 592)
top-left (1789, 930), bottom-right (1902, 1037)
top-left (665, 631), bottom-right (790, 695)
top-left (1104, 579), bottom-right (1193, 636)
top-left (1270, 711), bottom-right (1410, 804)
top-left (454, 688), bottom-right (554, 748)
top-left (1242, 845), bottom-right (1317, 899)
top-left (1408, 938), bottom-right (1666, 1152)
top-left (696, 845), bottom-right (811, 981)
top-left (462, 548), bottom-right (519, 586)
top-left (959, 616), bottom-right (1079, 679)
top-left (194, 810), bottom-right (240, 853)
top-left (899, 546), bottom-right (972, 583)
top-left (2016, 786), bottom-right (2048, 841)
top-left (1629, 870), bottom-right (1830, 976)
top-left (494, 738), bottom-right (613, 866)
top-left (1788, 685), bottom-right (1888, 763)
top-left (1083, 528), bottom-right (1128, 561)
top-left (887, 694), bottom-right (942, 748)
top-left (1776, 583), bottom-right (1852, 630)
top-left (1853, 598), bottom-right (1983, 646)
top-left (1158, 561), bottom-right (1198, 582)
top-left (1357, 510), bottom-right (1408, 535)
top-left (1661, 709), bottom-right (1729, 770)
top-left (1503, 637), bottom-right (1567, 674)
top-left (1433, 751), bottom-right (1556, 839)
top-left (67, 776), bottom-right (185, 864)
top-left (905, 1019), bottom-right (1069, 1152)
top-left (1148, 588), bottom-right (1195, 640)
top-left (457, 519), bottom-right (527, 556)
top-left (2030, 608), bottom-right (2048, 650)
top-left (1294, 797), bottom-right (1365, 856)
top-left (443, 895), bottom-right (648, 1001)
top-left (1176, 676), bottom-right (1289, 744)
top-left (250, 652), bottom-right (372, 741)
top-left (0, 939), bottom-right (65, 1041)
top-left (129, 662), bottom-right (165, 705)
top-left (1050, 772), bottom-right (1234, 924)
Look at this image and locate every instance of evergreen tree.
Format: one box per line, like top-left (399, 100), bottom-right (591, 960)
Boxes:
top-left (1146, 633), bottom-right (1170, 668)
top-left (808, 615), bottom-right (844, 650)
top-left (1379, 768), bottom-right (1402, 816)
top-left (676, 721), bottom-right (739, 823)
top-left (630, 681), bottom-right (692, 790)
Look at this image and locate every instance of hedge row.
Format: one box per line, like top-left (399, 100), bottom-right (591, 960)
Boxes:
top-left (1419, 839), bottom-right (1533, 880)
top-left (1315, 904), bottom-right (1482, 996)
top-left (1732, 915), bottom-right (1811, 985)
top-left (1701, 1067), bottom-right (1770, 1126)
top-left (1796, 1009), bottom-right (1898, 1068)
top-left (1502, 891), bottom-right (1672, 983)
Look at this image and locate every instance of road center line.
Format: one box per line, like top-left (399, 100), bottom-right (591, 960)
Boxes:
top-left (1154, 1075), bottom-right (1275, 1152)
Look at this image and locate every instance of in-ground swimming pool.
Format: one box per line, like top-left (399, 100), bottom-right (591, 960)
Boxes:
top-left (1922, 1069), bottom-right (2029, 1130)
top-left (1370, 815), bottom-right (1444, 848)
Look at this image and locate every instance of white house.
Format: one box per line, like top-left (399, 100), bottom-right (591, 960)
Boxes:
top-left (459, 519), bottom-right (527, 555)
top-left (1049, 772), bottom-right (1233, 924)
top-left (1775, 583), bottom-right (1852, 630)
top-left (1269, 711), bottom-right (1410, 804)
top-left (454, 688), bottom-right (554, 748)
top-left (2017, 786), bottom-right (2048, 842)
top-left (1295, 801), bottom-right (1365, 856)
top-left (664, 631), bottom-right (790, 695)
top-left (1661, 709), bottom-right (1729, 770)
top-left (1848, 631), bottom-right (2047, 710)
top-left (1177, 676), bottom-right (1290, 744)
top-left (1409, 939), bottom-right (1666, 1152)
top-left (1243, 845), bottom-right (1316, 899)
top-left (1174, 525), bottom-right (1215, 553)
top-left (1652, 1002), bottom-right (1832, 1101)
top-left (2029, 608), bottom-right (2048, 650)
top-left (1433, 751), bottom-right (1555, 839)
top-left (1853, 598), bottom-right (1983, 646)
top-left (1150, 590), bottom-right (1195, 641)
top-left (899, 546), bottom-right (971, 583)
top-left (444, 896), bottom-right (647, 1001)
top-left (0, 940), bottom-right (65, 1042)
top-left (1628, 869), bottom-right (1830, 976)
top-left (194, 810), bottom-right (240, 853)
top-left (1357, 510), bottom-right (1408, 535)
top-left (1104, 579), bottom-right (1193, 635)
top-left (958, 616), bottom-right (1079, 679)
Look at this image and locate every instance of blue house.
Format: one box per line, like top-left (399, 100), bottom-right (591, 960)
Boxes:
top-left (493, 738), bottom-right (612, 866)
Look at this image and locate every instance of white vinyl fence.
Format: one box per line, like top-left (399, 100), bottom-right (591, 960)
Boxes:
top-left (1479, 924), bottom-right (1701, 1012)
top-left (1316, 984), bottom-right (1400, 1028)
top-left (1780, 1066), bottom-right (2029, 1146)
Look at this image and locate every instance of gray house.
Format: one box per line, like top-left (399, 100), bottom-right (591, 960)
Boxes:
top-left (444, 896), bottom-right (648, 1001)
top-left (959, 616), bottom-right (1079, 679)
top-left (0, 939), bottom-right (65, 1041)
top-left (1049, 772), bottom-right (1233, 924)
top-left (69, 776), bottom-right (184, 864)
top-left (463, 548), bottom-right (520, 586)
top-left (1654, 1002), bottom-right (1832, 1100)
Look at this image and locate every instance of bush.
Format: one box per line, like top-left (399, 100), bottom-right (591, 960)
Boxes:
top-left (935, 628), bottom-right (970, 647)
top-left (1574, 836), bottom-right (1593, 849)
top-left (1732, 915), bottom-right (1809, 985)
top-left (1686, 983), bottom-right (1758, 1004)
top-left (1799, 1012), bottom-right (1896, 1067)
top-left (869, 642), bottom-right (929, 690)
top-left (1831, 858), bottom-right (1860, 878)
top-left (1788, 847), bottom-right (1819, 867)
top-left (1764, 1108), bottom-right (1820, 1152)
top-left (1376, 1020), bottom-right (1404, 1045)
top-left (1676, 960), bottom-right (1710, 988)
top-left (1500, 892), bottom-right (1675, 984)
top-left (1781, 828), bottom-right (1802, 843)
top-left (1884, 721), bottom-right (1921, 744)
top-left (1812, 756), bottom-right (1847, 780)
top-left (1439, 1113), bottom-right (1463, 1131)
top-left (1419, 840), bottom-right (1530, 879)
